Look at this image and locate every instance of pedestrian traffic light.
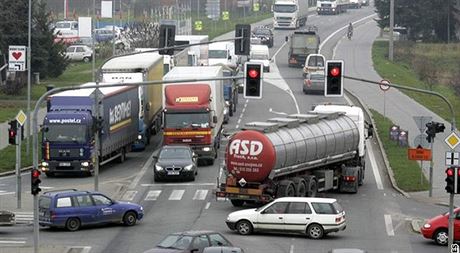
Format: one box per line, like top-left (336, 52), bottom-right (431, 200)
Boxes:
top-left (31, 168), bottom-right (42, 195)
top-left (445, 167), bottom-right (456, 194)
top-left (325, 60), bottom-right (344, 97)
top-left (8, 120), bottom-right (17, 145)
top-left (425, 121), bottom-right (445, 143)
top-left (159, 24), bottom-right (176, 55)
top-left (244, 62), bottom-right (263, 99)
top-left (235, 24), bottom-right (251, 55)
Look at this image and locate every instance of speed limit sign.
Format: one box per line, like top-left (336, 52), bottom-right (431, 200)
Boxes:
top-left (380, 79), bottom-right (390, 91)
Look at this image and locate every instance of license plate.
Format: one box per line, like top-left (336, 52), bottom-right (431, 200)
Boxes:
top-left (167, 171), bottom-right (180, 175)
top-left (59, 162), bottom-right (71, 166)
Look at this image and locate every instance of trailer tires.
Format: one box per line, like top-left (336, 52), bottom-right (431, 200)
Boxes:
top-left (276, 180), bottom-right (296, 198)
top-left (230, 199), bottom-right (245, 207)
top-left (236, 220), bottom-right (253, 235)
top-left (293, 177), bottom-right (307, 197)
top-left (304, 176), bottom-right (318, 197)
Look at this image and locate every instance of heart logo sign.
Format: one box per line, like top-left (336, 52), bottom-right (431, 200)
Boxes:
top-left (12, 52), bottom-right (22, 60)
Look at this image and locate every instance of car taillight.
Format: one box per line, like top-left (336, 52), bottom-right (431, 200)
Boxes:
top-left (343, 175), bottom-right (356, 182)
top-left (335, 217), bottom-right (342, 223)
top-left (50, 211), bottom-right (56, 221)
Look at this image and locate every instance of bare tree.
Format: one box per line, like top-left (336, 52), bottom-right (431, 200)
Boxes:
top-left (119, 21), bottom-right (160, 50)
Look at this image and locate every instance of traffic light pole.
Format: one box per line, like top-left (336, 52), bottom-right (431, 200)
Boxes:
top-left (16, 123), bottom-right (21, 209)
top-left (429, 140), bottom-right (433, 198)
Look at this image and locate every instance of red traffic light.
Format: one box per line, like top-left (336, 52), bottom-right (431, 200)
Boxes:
top-left (248, 69), bottom-right (259, 79)
top-left (9, 130), bottom-right (15, 137)
top-left (446, 168), bottom-right (454, 177)
top-left (32, 169), bottom-right (41, 178)
top-left (330, 67), bottom-right (340, 77)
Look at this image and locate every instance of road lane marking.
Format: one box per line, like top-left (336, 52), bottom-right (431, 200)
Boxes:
top-left (129, 152), bottom-right (155, 189)
top-left (169, 190), bottom-right (185, 200)
top-left (0, 240), bottom-right (26, 244)
top-left (144, 190), bottom-right (162, 201)
top-left (384, 214), bottom-right (395, 236)
top-left (289, 244), bottom-right (294, 253)
top-left (205, 202), bottom-right (211, 209)
top-left (192, 189), bottom-right (208, 200)
top-left (122, 190), bottom-right (137, 201)
top-left (368, 144), bottom-right (384, 190)
top-left (0, 192), bottom-right (15, 196)
top-left (67, 246), bottom-right (92, 253)
top-left (141, 183), bottom-right (215, 187)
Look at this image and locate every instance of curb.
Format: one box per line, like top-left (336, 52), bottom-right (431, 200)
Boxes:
top-left (0, 165), bottom-right (34, 177)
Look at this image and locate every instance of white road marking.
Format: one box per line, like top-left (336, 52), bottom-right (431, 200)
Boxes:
top-left (40, 186), bottom-right (54, 189)
top-left (192, 189), bottom-right (208, 200)
top-left (169, 190), bottom-right (185, 200)
top-left (384, 214), bottom-right (395, 236)
top-left (205, 202), bottom-right (211, 209)
top-left (0, 240), bottom-right (26, 244)
top-left (15, 212), bottom-right (33, 221)
top-left (144, 190), bottom-right (162, 201)
top-left (68, 246), bottom-right (92, 253)
top-left (141, 183), bottom-right (215, 187)
top-left (289, 244), bottom-right (294, 253)
top-left (129, 152), bottom-right (155, 189)
top-left (237, 119), bottom-right (241, 124)
top-left (122, 190), bottom-right (137, 201)
top-left (368, 144), bottom-right (384, 190)
top-left (0, 192), bottom-right (15, 196)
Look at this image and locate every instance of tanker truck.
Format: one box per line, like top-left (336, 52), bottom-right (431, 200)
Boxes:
top-left (216, 104), bottom-right (373, 206)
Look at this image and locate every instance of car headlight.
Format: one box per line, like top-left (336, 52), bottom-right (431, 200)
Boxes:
top-left (184, 164), bottom-right (194, 171)
top-left (202, 147), bottom-right (211, 152)
top-left (81, 162), bottom-right (89, 167)
top-left (225, 101), bottom-right (230, 106)
top-left (140, 206), bottom-right (144, 211)
top-left (137, 134), bottom-right (142, 140)
top-left (423, 223), bottom-right (431, 229)
top-left (155, 164), bottom-right (163, 171)
top-left (41, 161), bottom-right (49, 167)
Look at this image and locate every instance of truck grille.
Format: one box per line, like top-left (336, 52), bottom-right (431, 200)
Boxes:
top-left (321, 3), bottom-right (332, 7)
top-left (50, 148), bottom-right (80, 158)
top-left (276, 17), bottom-right (292, 20)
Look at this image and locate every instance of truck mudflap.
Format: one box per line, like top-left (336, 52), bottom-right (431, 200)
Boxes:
top-left (216, 186), bottom-right (272, 203)
top-left (339, 166), bottom-right (360, 193)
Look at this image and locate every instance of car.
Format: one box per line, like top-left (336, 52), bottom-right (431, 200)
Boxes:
top-left (153, 145), bottom-right (198, 182)
top-left (249, 44), bottom-right (270, 72)
top-left (203, 246), bottom-right (244, 253)
top-left (302, 71), bottom-right (325, 94)
top-left (420, 207), bottom-right (460, 245)
top-left (39, 189), bottom-right (143, 231)
top-left (0, 210), bottom-right (15, 226)
top-left (94, 28), bottom-right (116, 43)
top-left (64, 45), bottom-right (93, 62)
top-left (225, 197), bottom-right (346, 239)
top-left (143, 231), bottom-right (234, 253)
top-left (252, 27), bottom-right (274, 48)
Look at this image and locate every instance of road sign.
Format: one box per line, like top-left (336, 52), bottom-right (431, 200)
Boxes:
top-left (253, 2), bottom-right (260, 12)
top-left (8, 45), bottom-right (26, 71)
top-left (413, 116), bottom-right (432, 133)
top-left (446, 152), bottom-right (460, 166)
top-left (408, 146), bottom-right (432, 161)
top-left (445, 132), bottom-right (460, 150)
top-left (379, 79), bottom-right (390, 91)
top-left (15, 110), bottom-right (27, 126)
top-left (222, 11), bottom-right (229, 20)
top-left (414, 134), bottom-right (430, 148)
top-left (194, 20), bottom-right (203, 31)
top-left (389, 125), bottom-right (400, 141)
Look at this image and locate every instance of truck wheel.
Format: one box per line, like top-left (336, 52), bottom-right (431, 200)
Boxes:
top-left (229, 103), bottom-right (234, 117)
top-left (304, 176), bottom-right (318, 197)
top-left (293, 177), bottom-right (307, 197)
top-left (276, 180), bottom-right (296, 198)
top-left (230, 199), bottom-right (245, 207)
top-left (118, 148), bottom-right (126, 163)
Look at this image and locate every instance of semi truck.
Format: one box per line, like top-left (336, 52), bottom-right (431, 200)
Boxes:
top-left (40, 83), bottom-right (139, 177)
top-left (273, 0), bottom-right (308, 29)
top-left (175, 35), bottom-right (209, 66)
top-left (100, 52), bottom-right (163, 150)
top-left (288, 26), bottom-right (320, 67)
top-left (317, 0), bottom-right (350, 15)
top-left (162, 66), bottom-right (225, 165)
top-left (216, 104), bottom-right (373, 206)
top-left (221, 64), bottom-right (239, 118)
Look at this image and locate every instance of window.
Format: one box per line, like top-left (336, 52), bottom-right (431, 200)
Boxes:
top-left (287, 202), bottom-right (312, 214)
top-left (92, 194), bottom-right (112, 206)
top-left (191, 235), bottom-right (209, 249)
top-left (66, 47), bottom-right (75, 53)
top-left (311, 202), bottom-right (336, 214)
top-left (157, 235), bottom-right (194, 250)
top-left (76, 47), bottom-right (85, 53)
top-left (209, 233), bottom-right (230, 246)
top-left (74, 195), bottom-right (93, 207)
top-left (39, 197), bottom-right (51, 209)
top-left (56, 197), bottom-right (72, 208)
top-left (263, 202), bottom-right (289, 214)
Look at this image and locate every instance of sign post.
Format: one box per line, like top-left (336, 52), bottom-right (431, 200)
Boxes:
top-left (379, 79), bottom-right (390, 119)
top-left (445, 131), bottom-right (460, 250)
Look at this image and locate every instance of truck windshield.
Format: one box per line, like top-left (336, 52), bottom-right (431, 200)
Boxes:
top-left (164, 112), bottom-right (210, 129)
top-left (209, 50), bottom-right (228, 59)
top-left (273, 4), bottom-right (297, 13)
top-left (43, 124), bottom-right (87, 143)
top-left (250, 54), bottom-right (268, 60)
top-left (292, 35), bottom-right (318, 49)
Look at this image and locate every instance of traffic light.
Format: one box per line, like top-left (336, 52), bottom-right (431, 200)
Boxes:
top-left (425, 121), bottom-right (445, 143)
top-left (8, 120), bottom-right (17, 145)
top-left (159, 24), bottom-right (176, 55)
top-left (235, 24), bottom-right (251, 55)
top-left (31, 168), bottom-right (42, 195)
top-left (325, 60), bottom-right (344, 97)
top-left (244, 62), bottom-right (263, 99)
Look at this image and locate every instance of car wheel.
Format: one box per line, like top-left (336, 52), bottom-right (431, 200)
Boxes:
top-left (307, 223), bottom-right (324, 239)
top-left (83, 57), bottom-right (90, 63)
top-left (66, 217), bottom-right (81, 231)
top-left (236, 220), bottom-right (253, 235)
top-left (434, 229), bottom-right (449, 246)
top-left (123, 211), bottom-right (137, 226)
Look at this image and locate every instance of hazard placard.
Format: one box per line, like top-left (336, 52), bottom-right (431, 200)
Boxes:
top-left (408, 147), bottom-right (432, 161)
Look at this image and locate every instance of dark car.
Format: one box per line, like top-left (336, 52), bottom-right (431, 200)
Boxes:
top-left (39, 189), bottom-right (143, 231)
top-left (153, 145), bottom-right (198, 182)
top-left (252, 27), bottom-right (274, 48)
top-left (143, 231), bottom-right (234, 253)
top-left (0, 210), bottom-right (15, 226)
top-left (203, 246), bottom-right (244, 253)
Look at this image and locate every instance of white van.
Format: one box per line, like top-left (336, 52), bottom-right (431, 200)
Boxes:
top-left (249, 44), bottom-right (270, 72)
top-left (54, 20), bottom-right (78, 37)
top-left (208, 42), bottom-right (238, 69)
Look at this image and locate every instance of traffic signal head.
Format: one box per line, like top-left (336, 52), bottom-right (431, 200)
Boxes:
top-left (435, 122), bottom-right (445, 133)
top-left (31, 168), bottom-right (42, 195)
top-left (235, 24), bottom-right (251, 55)
top-left (244, 62), bottom-right (263, 99)
top-left (8, 120), bottom-right (17, 145)
top-left (159, 24), bottom-right (176, 55)
top-left (325, 60), bottom-right (344, 97)
top-left (445, 167), bottom-right (456, 194)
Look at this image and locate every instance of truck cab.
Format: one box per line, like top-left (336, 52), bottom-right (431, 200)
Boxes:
top-left (273, 0), bottom-right (306, 29)
top-left (208, 42), bottom-right (238, 69)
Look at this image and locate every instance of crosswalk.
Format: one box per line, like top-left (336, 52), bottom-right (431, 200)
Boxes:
top-left (122, 188), bottom-right (212, 202)
top-left (0, 237), bottom-right (27, 246)
top-left (15, 212), bottom-right (33, 223)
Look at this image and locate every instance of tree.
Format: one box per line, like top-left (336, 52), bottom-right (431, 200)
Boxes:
top-left (119, 21), bottom-right (160, 49)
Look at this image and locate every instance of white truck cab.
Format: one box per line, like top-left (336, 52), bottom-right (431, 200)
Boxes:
top-left (249, 45), bottom-right (270, 72)
top-left (273, 0), bottom-right (307, 29)
top-left (208, 42), bottom-right (238, 69)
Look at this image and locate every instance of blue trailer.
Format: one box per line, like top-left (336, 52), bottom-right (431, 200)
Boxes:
top-left (40, 83), bottom-right (139, 177)
top-left (221, 65), bottom-right (238, 118)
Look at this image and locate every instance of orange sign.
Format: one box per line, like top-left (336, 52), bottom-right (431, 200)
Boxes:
top-left (408, 147), bottom-right (432, 161)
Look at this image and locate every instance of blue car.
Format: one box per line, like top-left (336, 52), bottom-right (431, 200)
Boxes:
top-left (39, 189), bottom-right (143, 231)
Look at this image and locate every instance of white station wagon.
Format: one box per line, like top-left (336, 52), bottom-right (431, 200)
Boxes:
top-left (225, 197), bottom-right (346, 239)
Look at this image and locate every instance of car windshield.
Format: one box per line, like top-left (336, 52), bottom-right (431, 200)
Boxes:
top-left (55, 22), bottom-right (71, 29)
top-left (209, 50), bottom-right (228, 59)
top-left (164, 112), bottom-right (210, 129)
top-left (254, 29), bottom-right (270, 36)
top-left (273, 4), bottom-right (297, 13)
top-left (157, 235), bottom-right (194, 250)
top-left (159, 148), bottom-right (191, 160)
top-left (43, 124), bottom-right (87, 143)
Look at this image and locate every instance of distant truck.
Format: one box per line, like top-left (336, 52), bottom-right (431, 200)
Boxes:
top-left (216, 104), bottom-right (373, 206)
top-left (349, 0), bottom-right (362, 8)
top-left (273, 0), bottom-right (308, 29)
top-left (287, 27), bottom-right (320, 67)
top-left (162, 66), bottom-right (225, 165)
top-left (53, 20), bottom-right (79, 45)
top-left (40, 83), bottom-right (139, 177)
top-left (175, 35), bottom-right (209, 66)
top-left (317, 0), bottom-right (349, 15)
top-left (208, 42), bottom-right (239, 70)
top-left (100, 52), bottom-right (164, 150)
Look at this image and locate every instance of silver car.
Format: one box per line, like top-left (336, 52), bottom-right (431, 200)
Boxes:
top-left (65, 45), bottom-right (93, 62)
top-left (303, 71), bottom-right (325, 94)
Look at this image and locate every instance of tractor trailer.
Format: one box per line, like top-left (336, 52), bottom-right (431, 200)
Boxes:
top-left (317, 0), bottom-right (350, 15)
top-left (216, 105), bottom-right (372, 206)
top-left (273, 0), bottom-right (308, 29)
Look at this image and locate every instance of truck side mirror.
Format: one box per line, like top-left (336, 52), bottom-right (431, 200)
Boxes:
top-left (213, 115), bottom-right (218, 124)
top-left (367, 124), bottom-right (374, 139)
top-left (285, 36), bottom-right (288, 42)
top-left (228, 55), bottom-right (232, 60)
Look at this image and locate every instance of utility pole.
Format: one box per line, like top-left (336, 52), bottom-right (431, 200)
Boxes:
top-left (447, 0), bottom-right (451, 43)
top-left (26, 0), bottom-right (32, 157)
top-left (389, 0), bottom-right (394, 61)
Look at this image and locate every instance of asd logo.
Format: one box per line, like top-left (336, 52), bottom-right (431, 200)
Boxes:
top-left (229, 139), bottom-right (263, 156)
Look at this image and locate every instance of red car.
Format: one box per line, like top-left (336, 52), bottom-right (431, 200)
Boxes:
top-left (420, 207), bottom-right (460, 245)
